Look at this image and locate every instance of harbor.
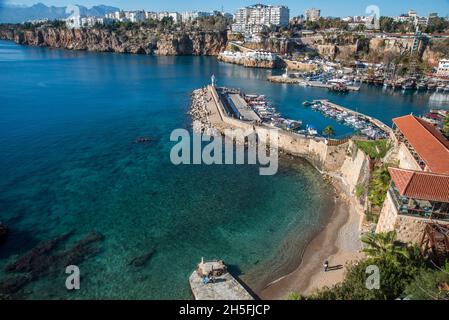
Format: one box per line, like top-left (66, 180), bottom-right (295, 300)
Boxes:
top-left (189, 259), bottom-right (254, 300)
top-left (268, 75), bottom-right (361, 92)
top-left (303, 100), bottom-right (391, 140)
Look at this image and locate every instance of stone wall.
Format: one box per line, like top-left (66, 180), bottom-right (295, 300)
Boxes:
top-left (376, 191), bottom-right (449, 244)
top-left (340, 141), bottom-right (371, 194)
top-left (207, 85), bottom-right (374, 204)
top-left (376, 191), bottom-right (399, 234)
top-left (397, 143), bottom-right (421, 171)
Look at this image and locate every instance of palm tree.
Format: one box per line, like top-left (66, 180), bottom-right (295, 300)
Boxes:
top-left (362, 231), bottom-right (410, 266)
top-left (322, 125), bottom-right (335, 138)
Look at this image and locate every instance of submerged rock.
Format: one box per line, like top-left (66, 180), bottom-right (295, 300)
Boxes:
top-left (2, 230), bottom-right (104, 296)
top-left (0, 275), bottom-right (31, 295)
top-left (128, 249), bottom-right (156, 268)
top-left (57, 231), bottom-right (105, 266)
top-left (4, 231), bottom-right (73, 273)
top-left (0, 223), bottom-right (8, 245)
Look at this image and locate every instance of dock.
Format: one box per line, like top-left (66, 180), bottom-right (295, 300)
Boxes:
top-left (268, 76), bottom-right (360, 92)
top-left (189, 259), bottom-right (254, 300)
top-left (315, 99), bottom-right (392, 135)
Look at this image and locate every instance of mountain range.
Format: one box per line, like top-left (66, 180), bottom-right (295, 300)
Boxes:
top-left (0, 2), bottom-right (120, 23)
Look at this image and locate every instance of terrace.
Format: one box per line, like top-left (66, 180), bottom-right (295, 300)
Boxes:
top-left (388, 168), bottom-right (449, 221)
top-left (393, 128), bottom-right (427, 170)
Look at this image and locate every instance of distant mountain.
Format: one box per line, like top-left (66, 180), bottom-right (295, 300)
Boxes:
top-left (0, 2), bottom-right (120, 23)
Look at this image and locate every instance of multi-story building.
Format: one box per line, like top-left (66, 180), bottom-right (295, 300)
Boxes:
top-left (376, 114), bottom-right (449, 244)
top-left (437, 59), bottom-right (449, 78)
top-left (158, 12), bottom-right (181, 24)
top-left (66, 15), bottom-right (81, 28)
top-left (232, 4), bottom-right (290, 34)
top-left (125, 10), bottom-right (146, 23)
top-left (145, 11), bottom-right (158, 20)
top-left (392, 115), bottom-right (449, 174)
top-left (305, 8), bottom-right (321, 22)
top-left (181, 11), bottom-right (211, 22)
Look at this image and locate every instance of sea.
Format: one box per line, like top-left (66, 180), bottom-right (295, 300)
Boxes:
top-left (0, 40), bottom-right (446, 299)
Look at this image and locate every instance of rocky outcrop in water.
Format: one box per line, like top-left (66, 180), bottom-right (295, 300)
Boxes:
top-left (0, 26), bottom-right (228, 56)
top-left (128, 248), bottom-right (155, 268)
top-left (0, 231), bottom-right (104, 297)
top-left (0, 223), bottom-right (8, 245)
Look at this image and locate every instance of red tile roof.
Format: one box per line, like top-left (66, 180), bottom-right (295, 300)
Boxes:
top-left (393, 115), bottom-right (449, 174)
top-left (389, 168), bottom-right (449, 203)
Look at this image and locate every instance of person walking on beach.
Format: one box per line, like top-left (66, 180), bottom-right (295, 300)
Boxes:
top-left (323, 260), bottom-right (329, 272)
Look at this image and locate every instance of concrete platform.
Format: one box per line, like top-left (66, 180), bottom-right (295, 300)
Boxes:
top-left (189, 271), bottom-right (254, 300)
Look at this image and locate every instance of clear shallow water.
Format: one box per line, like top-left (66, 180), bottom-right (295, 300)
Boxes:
top-left (0, 41), bottom-right (334, 299)
top-left (0, 40), bottom-right (445, 299)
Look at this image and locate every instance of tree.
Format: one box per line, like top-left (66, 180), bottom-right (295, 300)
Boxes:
top-left (322, 125), bottom-right (335, 138)
top-left (443, 114), bottom-right (449, 137)
top-left (310, 233), bottom-right (427, 300)
top-left (367, 164), bottom-right (391, 208)
top-left (311, 257), bottom-right (424, 300)
top-left (361, 231), bottom-right (411, 266)
top-left (405, 263), bottom-right (449, 300)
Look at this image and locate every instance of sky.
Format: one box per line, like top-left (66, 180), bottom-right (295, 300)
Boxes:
top-left (3, 0), bottom-right (449, 17)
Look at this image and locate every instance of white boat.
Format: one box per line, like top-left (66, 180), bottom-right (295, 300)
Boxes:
top-left (307, 125), bottom-right (318, 136)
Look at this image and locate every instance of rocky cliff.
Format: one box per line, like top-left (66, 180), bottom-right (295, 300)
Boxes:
top-left (0, 26), bottom-right (228, 56)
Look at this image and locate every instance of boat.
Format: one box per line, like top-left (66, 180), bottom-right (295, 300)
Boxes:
top-left (427, 83), bottom-right (437, 91)
top-left (307, 125), bottom-right (318, 136)
top-left (303, 101), bottom-right (314, 107)
top-left (283, 119), bottom-right (302, 131)
top-left (402, 80), bottom-right (415, 90)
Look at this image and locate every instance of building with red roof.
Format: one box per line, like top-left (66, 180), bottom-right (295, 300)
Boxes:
top-left (392, 115), bottom-right (449, 175)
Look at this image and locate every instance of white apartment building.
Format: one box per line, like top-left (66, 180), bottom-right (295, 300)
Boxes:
top-left (126, 11), bottom-right (146, 23)
top-left (158, 12), bottom-right (181, 24)
top-left (305, 8), bottom-right (320, 22)
top-left (232, 4), bottom-right (290, 34)
top-left (437, 59), bottom-right (449, 78)
top-left (181, 11), bottom-right (211, 22)
top-left (393, 10), bottom-right (433, 28)
top-left (66, 15), bottom-right (81, 28)
top-left (145, 11), bottom-right (158, 20)
top-left (104, 11), bottom-right (145, 23)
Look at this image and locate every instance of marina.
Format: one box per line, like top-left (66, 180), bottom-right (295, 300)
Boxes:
top-left (217, 87), bottom-right (303, 132)
top-left (268, 75), bottom-right (361, 92)
top-left (303, 99), bottom-right (390, 140)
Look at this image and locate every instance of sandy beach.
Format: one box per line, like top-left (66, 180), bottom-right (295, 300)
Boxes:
top-left (259, 178), bottom-right (364, 299)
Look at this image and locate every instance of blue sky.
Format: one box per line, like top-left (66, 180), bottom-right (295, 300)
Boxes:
top-left (4, 0), bottom-right (449, 17)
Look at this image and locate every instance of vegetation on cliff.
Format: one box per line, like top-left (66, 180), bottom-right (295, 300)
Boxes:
top-left (0, 20), bottom-right (228, 56)
top-left (288, 232), bottom-right (447, 300)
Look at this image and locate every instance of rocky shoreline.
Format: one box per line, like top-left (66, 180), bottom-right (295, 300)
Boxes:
top-left (189, 88), bottom-right (214, 133)
top-left (217, 54), bottom-right (284, 69)
top-left (0, 27), bottom-right (227, 56)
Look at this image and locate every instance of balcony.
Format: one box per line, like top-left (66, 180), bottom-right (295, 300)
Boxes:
top-left (394, 129), bottom-right (427, 170)
top-left (389, 185), bottom-right (449, 221)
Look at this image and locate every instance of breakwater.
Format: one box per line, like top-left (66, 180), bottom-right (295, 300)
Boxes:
top-left (193, 85), bottom-right (371, 177)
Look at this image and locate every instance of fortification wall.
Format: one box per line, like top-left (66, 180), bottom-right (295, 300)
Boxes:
top-left (376, 192), bottom-right (399, 234)
top-left (340, 141), bottom-right (371, 194)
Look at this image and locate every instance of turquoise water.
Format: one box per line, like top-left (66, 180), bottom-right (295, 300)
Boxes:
top-left (0, 40), bottom-right (444, 299)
